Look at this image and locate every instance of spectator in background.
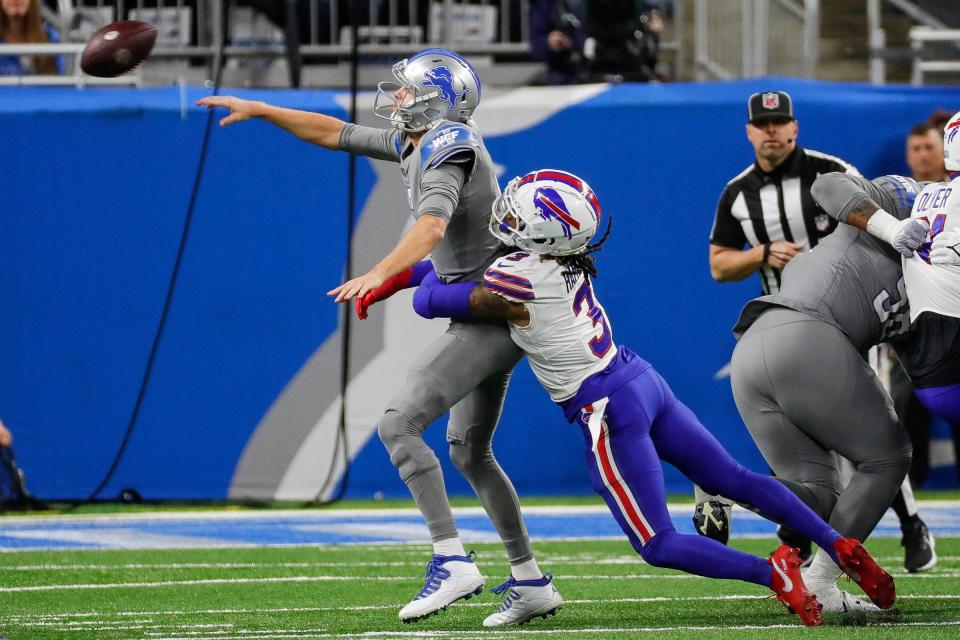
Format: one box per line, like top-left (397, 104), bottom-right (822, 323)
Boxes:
top-left (0, 419), bottom-right (44, 510)
top-left (530, 0), bottom-right (585, 85)
top-left (582, 0), bottom-right (662, 82)
top-left (907, 122), bottom-right (949, 183)
top-left (928, 108), bottom-right (953, 136)
top-left (0, 0), bottom-right (64, 75)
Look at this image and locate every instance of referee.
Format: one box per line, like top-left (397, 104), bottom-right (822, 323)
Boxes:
top-left (709, 91), bottom-right (859, 294)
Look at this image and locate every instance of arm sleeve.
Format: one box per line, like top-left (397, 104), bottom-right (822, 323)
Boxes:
top-left (811, 173), bottom-right (913, 223)
top-left (416, 161), bottom-right (467, 221)
top-left (708, 189), bottom-right (747, 248)
top-left (412, 272), bottom-right (477, 319)
top-left (338, 123), bottom-right (402, 162)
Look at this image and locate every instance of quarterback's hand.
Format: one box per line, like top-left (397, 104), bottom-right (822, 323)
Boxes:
top-left (328, 270), bottom-right (386, 304)
top-left (931, 226), bottom-right (960, 265)
top-left (891, 218), bottom-right (931, 258)
top-left (196, 96), bottom-right (265, 127)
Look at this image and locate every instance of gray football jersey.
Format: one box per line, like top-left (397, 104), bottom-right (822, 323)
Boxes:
top-left (339, 119), bottom-right (508, 284)
top-left (733, 175), bottom-right (921, 352)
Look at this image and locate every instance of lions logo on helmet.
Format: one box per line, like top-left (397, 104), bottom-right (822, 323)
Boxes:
top-left (422, 65), bottom-right (470, 111)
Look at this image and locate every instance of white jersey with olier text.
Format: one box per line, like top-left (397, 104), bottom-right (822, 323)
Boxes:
top-left (482, 251), bottom-right (617, 402)
top-left (907, 175), bottom-right (960, 322)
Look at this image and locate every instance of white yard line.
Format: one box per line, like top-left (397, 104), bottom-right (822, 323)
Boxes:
top-left (5, 594), bottom-right (960, 622)
top-left (5, 571), bottom-right (960, 593)
top-left (4, 556), bottom-right (960, 572)
top-left (1, 501), bottom-right (956, 525)
top-left (111, 620), bottom-right (960, 640)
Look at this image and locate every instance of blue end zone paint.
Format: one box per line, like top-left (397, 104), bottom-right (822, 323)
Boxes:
top-left (1, 503), bottom-right (958, 551)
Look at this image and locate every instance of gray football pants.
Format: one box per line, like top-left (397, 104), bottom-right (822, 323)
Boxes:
top-left (377, 320), bottom-right (533, 564)
top-left (730, 308), bottom-right (912, 541)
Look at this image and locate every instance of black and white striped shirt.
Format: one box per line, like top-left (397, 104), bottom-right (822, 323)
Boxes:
top-left (710, 147), bottom-right (860, 294)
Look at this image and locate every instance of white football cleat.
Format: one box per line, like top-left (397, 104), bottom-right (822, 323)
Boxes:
top-left (807, 580), bottom-right (881, 614)
top-left (398, 552), bottom-right (485, 623)
top-left (482, 573), bottom-right (562, 627)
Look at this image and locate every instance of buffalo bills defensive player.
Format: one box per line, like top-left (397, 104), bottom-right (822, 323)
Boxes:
top-left (198, 49), bottom-right (560, 626)
top-left (830, 111), bottom-right (960, 430)
top-left (370, 169), bottom-right (898, 627)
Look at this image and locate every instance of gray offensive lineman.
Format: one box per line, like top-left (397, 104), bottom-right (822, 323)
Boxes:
top-left (197, 49), bottom-right (561, 627)
top-left (729, 173), bottom-right (922, 613)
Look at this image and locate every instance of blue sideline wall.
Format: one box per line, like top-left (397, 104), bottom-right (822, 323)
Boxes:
top-left (1, 79), bottom-right (958, 500)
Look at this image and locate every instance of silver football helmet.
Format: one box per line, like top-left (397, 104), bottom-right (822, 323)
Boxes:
top-left (374, 48), bottom-right (481, 133)
top-left (490, 169), bottom-right (602, 256)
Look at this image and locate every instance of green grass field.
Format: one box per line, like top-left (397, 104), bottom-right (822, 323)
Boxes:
top-left (1, 525), bottom-right (958, 640)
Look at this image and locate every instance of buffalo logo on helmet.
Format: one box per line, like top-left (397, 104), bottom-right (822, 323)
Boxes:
top-left (762, 92), bottom-right (780, 109)
top-left (534, 187), bottom-right (581, 240)
top-left (948, 119), bottom-right (960, 144)
top-left (422, 65), bottom-right (470, 111)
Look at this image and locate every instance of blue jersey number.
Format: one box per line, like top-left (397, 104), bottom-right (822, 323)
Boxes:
top-left (573, 280), bottom-right (613, 358)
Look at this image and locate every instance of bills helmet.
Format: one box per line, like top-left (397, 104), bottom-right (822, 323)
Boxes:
top-left (490, 169), bottom-right (602, 256)
top-left (944, 110), bottom-right (960, 171)
top-left (374, 48), bottom-right (481, 133)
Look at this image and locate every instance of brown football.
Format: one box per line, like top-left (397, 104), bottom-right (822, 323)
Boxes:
top-left (81, 21), bottom-right (157, 78)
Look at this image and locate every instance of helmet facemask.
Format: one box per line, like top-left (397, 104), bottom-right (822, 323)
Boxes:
top-left (374, 60), bottom-right (444, 133)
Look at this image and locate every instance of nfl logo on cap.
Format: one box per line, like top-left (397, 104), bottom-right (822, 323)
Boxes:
top-left (748, 90), bottom-right (794, 123)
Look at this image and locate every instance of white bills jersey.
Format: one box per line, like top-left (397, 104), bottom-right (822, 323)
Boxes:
top-left (483, 251), bottom-right (617, 402)
top-left (907, 176), bottom-right (960, 322)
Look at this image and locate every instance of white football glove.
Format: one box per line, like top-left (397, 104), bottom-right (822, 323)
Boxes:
top-left (931, 226), bottom-right (960, 265)
top-left (890, 218), bottom-right (931, 258)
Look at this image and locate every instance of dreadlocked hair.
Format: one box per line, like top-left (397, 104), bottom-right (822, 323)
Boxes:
top-left (550, 216), bottom-right (613, 281)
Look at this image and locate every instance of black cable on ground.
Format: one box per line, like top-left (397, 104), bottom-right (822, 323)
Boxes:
top-left (68, 16), bottom-right (229, 510)
top-left (312, 3), bottom-right (361, 506)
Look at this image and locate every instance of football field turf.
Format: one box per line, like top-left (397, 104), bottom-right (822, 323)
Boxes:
top-left (1, 504), bottom-right (959, 639)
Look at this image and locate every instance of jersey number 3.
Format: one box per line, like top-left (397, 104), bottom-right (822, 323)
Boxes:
top-left (573, 281), bottom-right (613, 358)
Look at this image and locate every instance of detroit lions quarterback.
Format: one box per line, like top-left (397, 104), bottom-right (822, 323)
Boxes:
top-left (367, 169), bottom-right (898, 627)
top-left (197, 49), bottom-right (560, 627)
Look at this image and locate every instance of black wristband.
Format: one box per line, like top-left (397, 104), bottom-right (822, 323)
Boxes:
top-left (762, 243), bottom-right (771, 264)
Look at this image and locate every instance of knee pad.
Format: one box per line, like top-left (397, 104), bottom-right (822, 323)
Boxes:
top-left (448, 440), bottom-right (494, 477)
top-left (378, 410), bottom-right (440, 482)
top-left (385, 367), bottom-right (453, 427)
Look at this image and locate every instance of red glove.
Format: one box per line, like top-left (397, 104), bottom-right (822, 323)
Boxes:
top-left (354, 267), bottom-right (414, 320)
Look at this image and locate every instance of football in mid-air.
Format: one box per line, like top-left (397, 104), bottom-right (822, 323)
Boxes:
top-left (81, 20), bottom-right (157, 78)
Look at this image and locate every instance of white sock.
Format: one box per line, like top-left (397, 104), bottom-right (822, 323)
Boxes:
top-left (511, 558), bottom-right (543, 581)
top-left (804, 549), bottom-right (842, 586)
top-left (433, 537), bottom-right (466, 558)
top-left (900, 476), bottom-right (919, 517)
